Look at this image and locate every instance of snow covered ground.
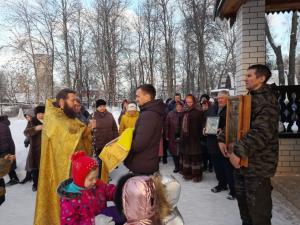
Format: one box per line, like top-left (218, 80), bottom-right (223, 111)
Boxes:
top-left (1, 116), bottom-right (300, 225)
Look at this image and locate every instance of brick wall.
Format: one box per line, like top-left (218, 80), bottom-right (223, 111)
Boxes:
top-left (235, 0), bottom-right (266, 95)
top-left (277, 139), bottom-right (300, 174)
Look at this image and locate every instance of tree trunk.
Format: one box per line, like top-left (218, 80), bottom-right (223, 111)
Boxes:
top-left (288, 12), bottom-right (298, 85)
top-left (266, 19), bottom-right (285, 85)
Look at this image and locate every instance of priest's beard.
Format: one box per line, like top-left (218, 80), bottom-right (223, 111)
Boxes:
top-left (63, 104), bottom-right (77, 119)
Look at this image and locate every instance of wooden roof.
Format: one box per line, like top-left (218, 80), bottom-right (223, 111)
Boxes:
top-left (215, 0), bottom-right (300, 22)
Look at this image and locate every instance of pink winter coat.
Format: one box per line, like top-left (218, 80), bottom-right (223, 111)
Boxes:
top-left (57, 178), bottom-right (116, 225)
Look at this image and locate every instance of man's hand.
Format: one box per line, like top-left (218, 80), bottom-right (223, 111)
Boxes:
top-left (95, 215), bottom-right (115, 225)
top-left (229, 153), bottom-right (241, 169)
top-left (89, 119), bottom-right (96, 129)
top-left (35, 125), bottom-right (43, 131)
top-left (218, 142), bottom-right (228, 158)
top-left (4, 154), bottom-right (16, 162)
top-left (203, 128), bottom-right (207, 136)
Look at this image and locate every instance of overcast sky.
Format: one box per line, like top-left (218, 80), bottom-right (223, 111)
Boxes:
top-left (0, 1), bottom-right (298, 67)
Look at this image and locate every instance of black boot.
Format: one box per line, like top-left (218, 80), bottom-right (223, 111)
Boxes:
top-left (32, 169), bottom-right (39, 192)
top-left (20, 171), bottom-right (32, 184)
top-left (211, 185), bottom-right (228, 193)
top-left (173, 156), bottom-right (180, 173)
top-left (7, 170), bottom-right (19, 186)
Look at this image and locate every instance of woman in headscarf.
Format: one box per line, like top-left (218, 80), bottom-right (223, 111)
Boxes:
top-left (180, 94), bottom-right (204, 183)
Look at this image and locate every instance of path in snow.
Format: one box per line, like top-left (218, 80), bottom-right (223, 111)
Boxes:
top-left (0, 117), bottom-right (300, 225)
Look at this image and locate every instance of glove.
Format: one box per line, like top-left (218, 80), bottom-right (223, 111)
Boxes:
top-left (95, 215), bottom-right (115, 225)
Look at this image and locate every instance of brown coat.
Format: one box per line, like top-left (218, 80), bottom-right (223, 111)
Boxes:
top-left (93, 110), bottom-right (118, 154)
top-left (165, 110), bottom-right (183, 156)
top-left (0, 116), bottom-right (16, 170)
top-left (24, 117), bottom-right (43, 170)
top-left (125, 100), bottom-right (166, 174)
top-left (181, 107), bottom-right (204, 155)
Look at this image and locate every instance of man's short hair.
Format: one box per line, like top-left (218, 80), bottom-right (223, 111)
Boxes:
top-left (248, 64), bottom-right (272, 83)
top-left (137, 84), bottom-right (156, 100)
top-left (175, 93), bottom-right (181, 97)
top-left (56, 88), bottom-right (76, 101)
top-left (217, 90), bottom-right (230, 97)
top-left (185, 94), bottom-right (196, 103)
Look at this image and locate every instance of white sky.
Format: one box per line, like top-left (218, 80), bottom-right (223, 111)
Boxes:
top-left (0, 2), bottom-right (298, 67)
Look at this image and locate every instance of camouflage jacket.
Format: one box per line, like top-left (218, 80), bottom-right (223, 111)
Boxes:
top-left (218, 84), bottom-right (279, 177)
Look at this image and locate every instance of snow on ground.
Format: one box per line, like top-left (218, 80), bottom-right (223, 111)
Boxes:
top-left (1, 115), bottom-right (300, 225)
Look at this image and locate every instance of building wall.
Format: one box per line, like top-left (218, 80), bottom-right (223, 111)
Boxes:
top-left (277, 138), bottom-right (300, 174)
top-left (235, 0), bottom-right (266, 94)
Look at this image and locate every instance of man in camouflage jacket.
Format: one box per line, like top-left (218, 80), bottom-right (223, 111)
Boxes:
top-left (218, 64), bottom-right (279, 225)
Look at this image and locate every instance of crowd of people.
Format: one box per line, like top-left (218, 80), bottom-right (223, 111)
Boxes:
top-left (0, 64), bottom-right (279, 225)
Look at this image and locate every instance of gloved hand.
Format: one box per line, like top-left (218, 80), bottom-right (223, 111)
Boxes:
top-left (95, 214), bottom-right (115, 225)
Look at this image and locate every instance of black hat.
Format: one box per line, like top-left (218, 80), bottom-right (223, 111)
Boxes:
top-left (34, 106), bottom-right (45, 115)
top-left (96, 99), bottom-right (107, 108)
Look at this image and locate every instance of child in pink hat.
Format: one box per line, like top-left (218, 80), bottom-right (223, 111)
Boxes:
top-left (57, 151), bottom-right (117, 225)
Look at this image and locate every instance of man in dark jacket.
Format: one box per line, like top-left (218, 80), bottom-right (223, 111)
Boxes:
top-left (0, 115), bottom-right (19, 186)
top-left (205, 91), bottom-right (235, 200)
top-left (125, 84), bottom-right (165, 175)
top-left (218, 64), bottom-right (279, 225)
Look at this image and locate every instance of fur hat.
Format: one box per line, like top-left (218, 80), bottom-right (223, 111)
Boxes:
top-left (71, 151), bottom-right (98, 188)
top-left (34, 106), bottom-right (45, 115)
top-left (127, 103), bottom-right (137, 112)
top-left (96, 99), bottom-right (107, 108)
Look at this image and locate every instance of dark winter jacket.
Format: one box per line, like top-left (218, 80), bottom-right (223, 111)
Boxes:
top-left (180, 107), bottom-right (204, 155)
top-left (206, 104), bottom-right (227, 154)
top-left (0, 116), bottom-right (15, 157)
top-left (76, 107), bottom-right (90, 125)
top-left (125, 99), bottom-right (165, 174)
top-left (165, 110), bottom-right (183, 155)
top-left (93, 110), bottom-right (118, 154)
top-left (218, 84), bottom-right (279, 177)
top-left (24, 117), bottom-right (43, 171)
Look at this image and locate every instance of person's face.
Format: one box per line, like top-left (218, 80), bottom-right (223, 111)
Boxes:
top-left (97, 105), bottom-right (106, 113)
top-left (175, 95), bottom-right (181, 102)
top-left (176, 104), bottom-right (183, 112)
top-left (202, 103), bottom-right (209, 111)
top-left (217, 95), bottom-right (227, 107)
top-left (84, 168), bottom-right (99, 189)
top-left (74, 101), bottom-right (81, 113)
top-left (245, 69), bottom-right (265, 91)
top-left (25, 115), bottom-right (32, 122)
top-left (59, 93), bottom-right (77, 119)
top-left (185, 97), bottom-right (194, 108)
top-left (36, 113), bottom-right (44, 121)
top-left (136, 89), bottom-right (151, 106)
top-left (128, 110), bottom-right (136, 116)
top-left (65, 93), bottom-right (77, 109)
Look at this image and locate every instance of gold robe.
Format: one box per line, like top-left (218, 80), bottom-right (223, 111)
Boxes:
top-left (34, 99), bottom-right (92, 225)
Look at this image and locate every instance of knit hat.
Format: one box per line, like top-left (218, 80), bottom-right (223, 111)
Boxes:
top-left (127, 103), bottom-right (137, 112)
top-left (96, 99), bottom-right (107, 108)
top-left (71, 151), bottom-right (98, 188)
top-left (34, 106), bottom-right (45, 115)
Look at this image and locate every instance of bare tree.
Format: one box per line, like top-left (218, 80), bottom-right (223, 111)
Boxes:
top-left (266, 18), bottom-right (285, 85)
top-left (157, 0), bottom-right (176, 97)
top-left (288, 12), bottom-right (299, 85)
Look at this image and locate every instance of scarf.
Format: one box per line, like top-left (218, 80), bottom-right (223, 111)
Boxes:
top-left (182, 106), bottom-right (193, 136)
